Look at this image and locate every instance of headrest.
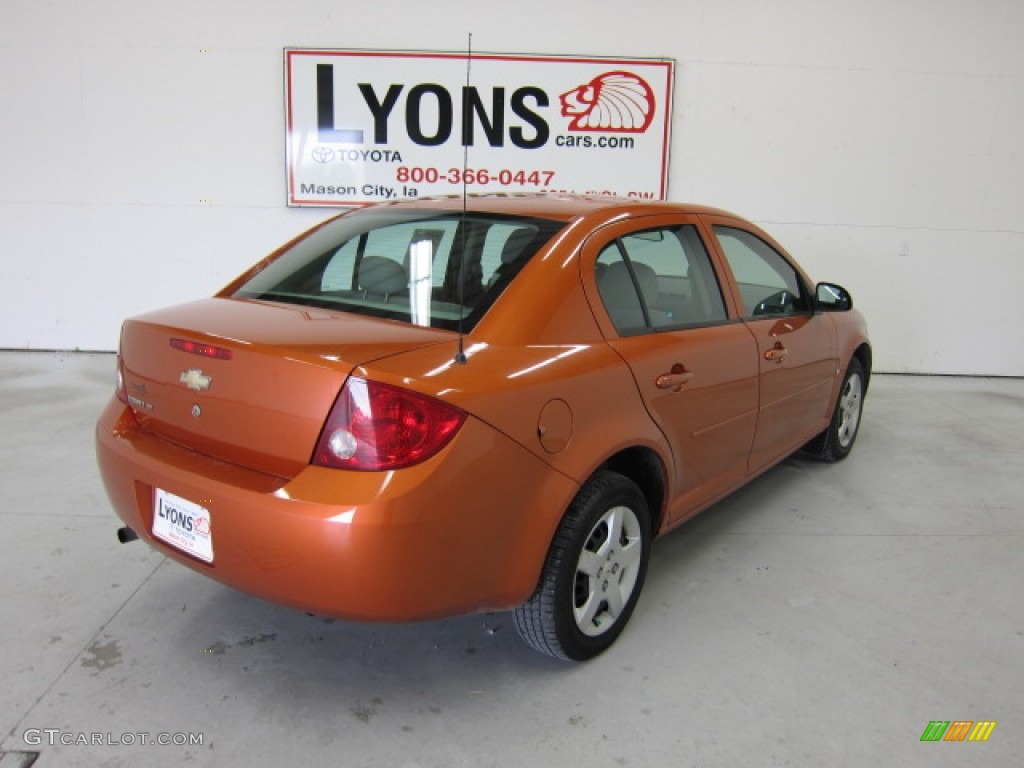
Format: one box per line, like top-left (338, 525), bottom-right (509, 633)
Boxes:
top-left (358, 256), bottom-right (407, 295)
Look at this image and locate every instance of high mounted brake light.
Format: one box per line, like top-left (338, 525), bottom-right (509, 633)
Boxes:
top-left (170, 338), bottom-right (234, 360)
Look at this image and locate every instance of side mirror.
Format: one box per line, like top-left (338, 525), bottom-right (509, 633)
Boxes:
top-left (816, 282), bottom-right (852, 312)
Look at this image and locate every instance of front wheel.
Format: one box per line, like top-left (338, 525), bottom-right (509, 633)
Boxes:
top-left (803, 358), bottom-right (866, 462)
top-left (513, 471), bottom-right (651, 661)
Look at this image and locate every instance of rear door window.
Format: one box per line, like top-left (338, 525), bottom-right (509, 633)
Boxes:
top-left (596, 225), bottom-right (728, 335)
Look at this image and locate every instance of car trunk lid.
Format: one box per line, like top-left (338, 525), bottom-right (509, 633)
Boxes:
top-left (119, 297), bottom-right (452, 477)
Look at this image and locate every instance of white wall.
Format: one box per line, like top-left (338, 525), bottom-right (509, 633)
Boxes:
top-left (1, 0), bottom-right (1022, 374)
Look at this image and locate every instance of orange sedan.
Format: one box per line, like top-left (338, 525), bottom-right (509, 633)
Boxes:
top-left (96, 195), bottom-right (870, 660)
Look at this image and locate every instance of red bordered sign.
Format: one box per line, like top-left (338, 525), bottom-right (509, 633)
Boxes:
top-left (285, 49), bottom-right (674, 207)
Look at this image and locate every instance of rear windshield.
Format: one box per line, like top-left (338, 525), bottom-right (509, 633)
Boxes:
top-left (232, 209), bottom-right (566, 332)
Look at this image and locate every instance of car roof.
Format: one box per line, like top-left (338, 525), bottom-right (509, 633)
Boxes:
top-left (368, 193), bottom-right (741, 223)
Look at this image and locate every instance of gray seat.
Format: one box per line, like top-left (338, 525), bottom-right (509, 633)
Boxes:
top-left (598, 261), bottom-right (658, 331)
top-left (357, 256), bottom-right (407, 301)
top-left (500, 228), bottom-right (535, 265)
top-left (487, 228), bottom-right (536, 288)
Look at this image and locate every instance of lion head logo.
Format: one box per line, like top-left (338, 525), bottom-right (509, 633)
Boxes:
top-left (559, 71), bottom-right (656, 133)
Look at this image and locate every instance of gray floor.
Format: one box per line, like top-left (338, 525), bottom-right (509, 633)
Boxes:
top-left (0, 351), bottom-right (1021, 768)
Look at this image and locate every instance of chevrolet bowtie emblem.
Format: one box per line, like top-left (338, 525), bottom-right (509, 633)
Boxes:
top-left (180, 369), bottom-right (212, 391)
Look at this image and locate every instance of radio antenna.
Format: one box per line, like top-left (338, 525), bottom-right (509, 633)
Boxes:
top-left (454, 32), bottom-right (472, 365)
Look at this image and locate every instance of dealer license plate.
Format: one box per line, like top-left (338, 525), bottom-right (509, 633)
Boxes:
top-left (153, 488), bottom-right (214, 563)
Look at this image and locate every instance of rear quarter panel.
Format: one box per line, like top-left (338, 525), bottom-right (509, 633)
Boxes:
top-left (361, 216), bottom-right (675, 533)
top-left (363, 340), bottom-right (670, 494)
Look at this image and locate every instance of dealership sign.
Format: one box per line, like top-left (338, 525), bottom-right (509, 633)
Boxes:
top-left (285, 49), bottom-right (674, 207)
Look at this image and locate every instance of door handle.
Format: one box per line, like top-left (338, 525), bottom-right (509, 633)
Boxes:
top-left (764, 342), bottom-right (788, 362)
top-left (656, 365), bottom-right (694, 392)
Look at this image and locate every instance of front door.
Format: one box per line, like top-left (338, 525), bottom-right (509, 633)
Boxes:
top-left (705, 220), bottom-right (838, 472)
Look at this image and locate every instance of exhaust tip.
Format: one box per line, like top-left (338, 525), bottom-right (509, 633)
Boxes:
top-left (117, 526), bottom-right (139, 544)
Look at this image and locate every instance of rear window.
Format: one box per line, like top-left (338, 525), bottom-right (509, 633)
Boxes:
top-left (232, 209), bottom-right (565, 332)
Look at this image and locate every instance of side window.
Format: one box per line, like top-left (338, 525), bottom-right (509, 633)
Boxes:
top-left (714, 226), bottom-right (808, 317)
top-left (596, 225), bottom-right (728, 335)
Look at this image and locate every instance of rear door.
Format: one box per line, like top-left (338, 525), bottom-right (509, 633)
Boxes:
top-left (703, 218), bottom-right (838, 471)
top-left (581, 215), bottom-right (759, 525)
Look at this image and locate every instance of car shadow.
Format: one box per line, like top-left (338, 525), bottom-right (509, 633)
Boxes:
top-left (168, 455), bottom-right (821, 688)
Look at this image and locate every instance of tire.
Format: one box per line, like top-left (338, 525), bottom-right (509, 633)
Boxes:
top-left (803, 358), bottom-right (865, 462)
top-left (513, 470), bottom-right (651, 661)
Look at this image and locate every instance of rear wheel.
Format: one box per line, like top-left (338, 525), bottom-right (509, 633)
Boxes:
top-left (513, 471), bottom-right (651, 661)
top-left (803, 358), bottom-right (865, 462)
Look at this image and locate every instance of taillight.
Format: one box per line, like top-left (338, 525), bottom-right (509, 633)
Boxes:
top-left (313, 377), bottom-right (467, 471)
top-left (115, 354), bottom-right (128, 404)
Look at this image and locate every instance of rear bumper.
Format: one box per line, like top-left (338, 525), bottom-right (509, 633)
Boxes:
top-left (95, 398), bottom-right (577, 621)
